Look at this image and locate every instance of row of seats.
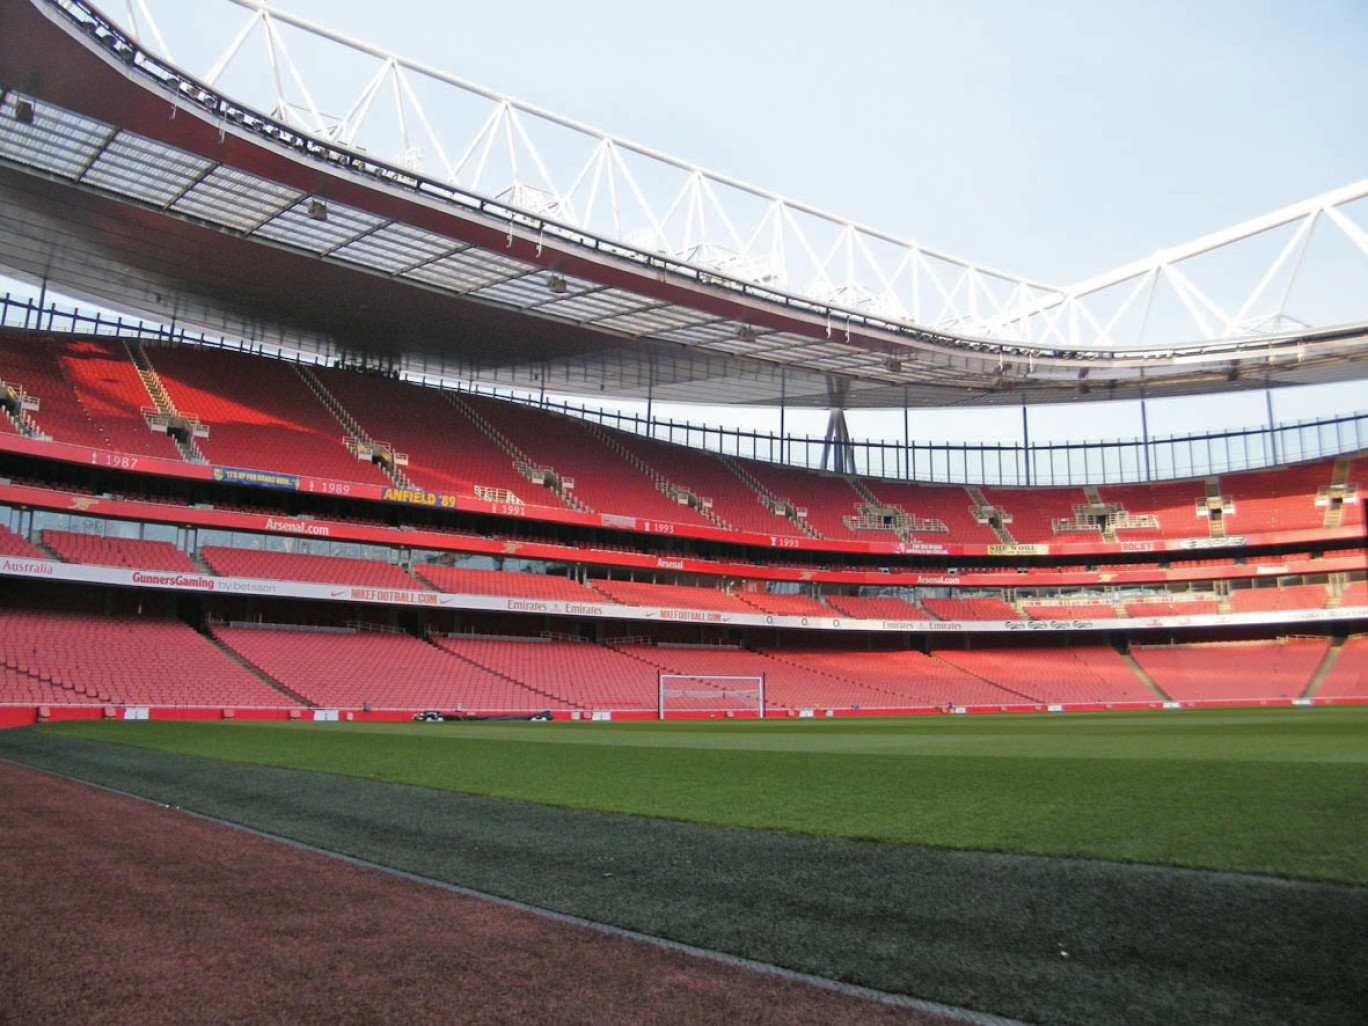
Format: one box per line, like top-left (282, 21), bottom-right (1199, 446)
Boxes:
top-left (41, 530), bottom-right (198, 573)
top-left (4, 331), bottom-right (1359, 546)
top-left (0, 610), bottom-right (283, 707)
top-left (13, 524), bottom-right (1360, 617)
top-left (0, 608), bottom-right (1355, 710)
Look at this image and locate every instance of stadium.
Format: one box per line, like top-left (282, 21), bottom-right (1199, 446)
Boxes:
top-left (0, 1), bottom-right (1365, 1023)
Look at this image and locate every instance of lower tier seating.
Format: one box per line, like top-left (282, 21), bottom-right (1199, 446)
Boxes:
top-left (435, 636), bottom-right (657, 711)
top-left (0, 610), bottom-right (286, 707)
top-left (933, 647), bottom-right (1156, 704)
top-left (1131, 639), bottom-right (1330, 702)
top-left (1314, 636), bottom-right (1368, 699)
top-left (214, 626), bottom-right (542, 710)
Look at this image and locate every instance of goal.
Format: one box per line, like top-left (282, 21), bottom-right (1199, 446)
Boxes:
top-left (658, 673), bottom-right (765, 720)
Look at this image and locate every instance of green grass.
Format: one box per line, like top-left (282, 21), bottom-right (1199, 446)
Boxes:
top-left (42, 705), bottom-right (1368, 883)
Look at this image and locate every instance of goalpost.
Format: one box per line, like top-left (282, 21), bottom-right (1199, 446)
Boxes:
top-left (658, 673), bottom-right (765, 720)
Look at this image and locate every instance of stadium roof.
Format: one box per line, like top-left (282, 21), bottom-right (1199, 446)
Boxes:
top-left (0, 0), bottom-right (1366, 409)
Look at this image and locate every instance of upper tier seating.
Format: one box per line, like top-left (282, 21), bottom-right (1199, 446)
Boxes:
top-left (757, 647), bottom-right (1026, 707)
top-left (436, 636), bottom-right (656, 710)
top-left (1313, 635), bottom-right (1368, 699)
top-left (51, 338), bottom-right (182, 459)
top-left (734, 591), bottom-right (832, 617)
top-left (616, 643), bottom-right (890, 712)
top-left (311, 369), bottom-right (568, 510)
top-left (857, 480), bottom-right (1002, 544)
top-left (921, 596), bottom-right (1023, 621)
top-left (588, 579), bottom-right (754, 612)
top-left (215, 625), bottom-right (530, 710)
top-left (731, 460), bottom-right (894, 542)
top-left (0, 610), bottom-right (287, 707)
top-left (1022, 602), bottom-right (1118, 620)
top-left (146, 346), bottom-right (392, 485)
top-left (1218, 462), bottom-right (1335, 533)
top-left (933, 647), bottom-right (1155, 704)
top-left (199, 546), bottom-right (422, 590)
top-left (602, 431), bottom-right (806, 537)
top-left (42, 530), bottom-right (199, 572)
top-left (0, 525), bottom-right (44, 559)
top-left (461, 395), bottom-right (715, 526)
top-left (0, 332), bottom-right (117, 451)
top-left (1131, 638), bottom-right (1329, 701)
top-left (979, 487), bottom-right (1093, 543)
top-left (823, 595), bottom-right (931, 620)
top-left (413, 564), bottom-right (610, 603)
top-left (1093, 480), bottom-right (1206, 539)
top-left (1227, 585), bottom-right (1328, 614)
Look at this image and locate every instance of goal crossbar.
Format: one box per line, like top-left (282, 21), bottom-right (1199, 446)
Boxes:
top-left (658, 673), bottom-right (765, 720)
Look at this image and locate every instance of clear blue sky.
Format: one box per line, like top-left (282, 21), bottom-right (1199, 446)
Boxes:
top-left (187, 0), bottom-right (1368, 285)
top-left (10, 0), bottom-right (1368, 449)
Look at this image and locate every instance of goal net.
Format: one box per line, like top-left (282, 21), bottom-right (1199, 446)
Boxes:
top-left (658, 673), bottom-right (765, 720)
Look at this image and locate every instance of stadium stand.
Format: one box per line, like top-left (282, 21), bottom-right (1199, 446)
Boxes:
top-left (199, 546), bottom-right (422, 589)
top-left (311, 368), bottom-right (569, 510)
top-left (734, 591), bottom-right (832, 617)
top-left (1313, 636), bottom-right (1368, 699)
top-left (857, 480), bottom-right (1001, 544)
top-left (599, 430), bottom-right (807, 537)
top-left (1227, 585), bottom-right (1329, 613)
top-left (412, 564), bottom-right (609, 603)
top-left (1094, 480), bottom-right (1205, 539)
top-left (0, 525), bottom-right (45, 558)
top-left (146, 345), bottom-right (393, 485)
top-left (1131, 638), bottom-right (1330, 702)
top-left (1337, 581), bottom-right (1368, 608)
top-left (933, 647), bottom-right (1156, 704)
top-left (823, 595), bottom-right (931, 620)
top-left (51, 337), bottom-right (184, 459)
top-left (1123, 598), bottom-right (1221, 618)
top-left (1217, 462), bottom-right (1334, 533)
top-left (214, 625), bottom-right (539, 710)
top-left (0, 610), bottom-right (287, 707)
top-left (0, 331), bottom-right (113, 450)
top-left (978, 487), bottom-right (1092, 543)
top-left (41, 530), bottom-right (199, 572)
top-left (461, 395), bottom-right (715, 525)
top-left (588, 579), bottom-right (754, 612)
top-left (435, 636), bottom-right (655, 711)
top-left (730, 461), bottom-right (892, 542)
top-left (615, 643), bottom-right (888, 712)
top-left (921, 596), bottom-right (1023, 620)
top-left (1021, 602), bottom-right (1118, 620)
top-left (757, 647), bottom-right (1027, 708)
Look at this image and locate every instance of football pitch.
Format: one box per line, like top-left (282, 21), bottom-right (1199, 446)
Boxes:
top-left (37, 704), bottom-right (1368, 883)
top-left (4, 704), bottom-right (1366, 1025)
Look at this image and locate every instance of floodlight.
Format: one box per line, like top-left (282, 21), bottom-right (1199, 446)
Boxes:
top-left (546, 274), bottom-right (568, 294)
top-left (13, 99), bottom-right (34, 124)
top-left (306, 198), bottom-right (328, 221)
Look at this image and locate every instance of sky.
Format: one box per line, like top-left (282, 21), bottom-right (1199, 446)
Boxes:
top-left (10, 0), bottom-right (1368, 449)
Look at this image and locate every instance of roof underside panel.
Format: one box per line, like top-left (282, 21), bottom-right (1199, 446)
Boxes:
top-left (0, 0), bottom-right (1363, 409)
